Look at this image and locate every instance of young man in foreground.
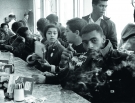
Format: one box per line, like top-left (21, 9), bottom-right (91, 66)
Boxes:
top-left (32, 24), bottom-right (135, 102)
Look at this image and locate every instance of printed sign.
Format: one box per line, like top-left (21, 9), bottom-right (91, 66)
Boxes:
top-left (15, 77), bottom-right (34, 96)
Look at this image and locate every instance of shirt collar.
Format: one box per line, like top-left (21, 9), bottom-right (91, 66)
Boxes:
top-left (89, 14), bottom-right (104, 20)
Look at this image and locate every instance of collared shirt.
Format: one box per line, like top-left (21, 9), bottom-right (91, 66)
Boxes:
top-left (88, 14), bottom-right (103, 25)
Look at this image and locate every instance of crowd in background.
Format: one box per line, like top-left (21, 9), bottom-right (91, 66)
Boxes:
top-left (0, 0), bottom-right (135, 103)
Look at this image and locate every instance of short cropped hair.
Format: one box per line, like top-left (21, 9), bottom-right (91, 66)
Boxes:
top-left (92, 0), bottom-right (108, 5)
top-left (81, 23), bottom-right (104, 36)
top-left (46, 14), bottom-right (58, 25)
top-left (17, 27), bottom-right (28, 38)
top-left (66, 18), bottom-right (87, 35)
top-left (44, 24), bottom-right (61, 39)
top-left (12, 22), bottom-right (23, 33)
top-left (37, 18), bottom-right (49, 33)
top-left (1, 23), bottom-right (9, 28)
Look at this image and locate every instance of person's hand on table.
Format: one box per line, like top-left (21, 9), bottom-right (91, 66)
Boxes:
top-left (38, 59), bottom-right (56, 73)
top-left (32, 74), bottom-right (46, 84)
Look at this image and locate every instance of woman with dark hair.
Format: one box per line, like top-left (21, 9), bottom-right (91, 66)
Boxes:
top-left (27, 24), bottom-right (65, 73)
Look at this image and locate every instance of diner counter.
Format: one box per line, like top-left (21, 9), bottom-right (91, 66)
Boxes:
top-left (0, 52), bottom-right (90, 103)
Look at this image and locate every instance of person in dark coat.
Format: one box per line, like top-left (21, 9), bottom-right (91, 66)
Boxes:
top-left (32, 24), bottom-right (135, 102)
top-left (27, 24), bottom-right (65, 73)
top-left (0, 22), bottom-right (26, 59)
top-left (82, 0), bottom-right (117, 49)
top-left (17, 27), bottom-right (36, 60)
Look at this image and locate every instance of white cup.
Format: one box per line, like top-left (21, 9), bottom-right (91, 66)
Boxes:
top-left (0, 90), bottom-right (5, 102)
top-left (14, 89), bottom-right (24, 101)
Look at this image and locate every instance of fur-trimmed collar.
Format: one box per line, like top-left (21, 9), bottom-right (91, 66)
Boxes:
top-left (100, 39), bottom-right (113, 57)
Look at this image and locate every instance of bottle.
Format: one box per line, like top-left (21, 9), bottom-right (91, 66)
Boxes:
top-left (8, 53), bottom-right (14, 73)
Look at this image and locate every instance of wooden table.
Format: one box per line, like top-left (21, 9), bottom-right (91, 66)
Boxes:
top-left (0, 52), bottom-right (90, 103)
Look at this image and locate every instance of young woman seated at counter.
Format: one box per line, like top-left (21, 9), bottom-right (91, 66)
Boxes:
top-left (26, 24), bottom-right (65, 73)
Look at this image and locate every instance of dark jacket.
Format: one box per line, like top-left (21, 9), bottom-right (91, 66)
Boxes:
top-left (45, 42), bottom-right (65, 66)
top-left (22, 38), bottom-right (35, 61)
top-left (82, 15), bottom-right (117, 49)
top-left (0, 35), bottom-right (35, 61)
top-left (5, 35), bottom-right (25, 58)
top-left (28, 41), bottom-right (65, 73)
top-left (45, 40), bottom-right (135, 102)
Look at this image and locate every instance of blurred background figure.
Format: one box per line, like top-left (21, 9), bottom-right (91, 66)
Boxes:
top-left (0, 23), bottom-right (14, 44)
top-left (132, 0), bottom-right (135, 22)
top-left (28, 10), bottom-right (34, 33)
top-left (4, 17), bottom-right (9, 24)
top-left (119, 23), bottom-right (135, 53)
top-left (22, 13), bottom-right (29, 28)
top-left (0, 23), bottom-right (10, 44)
top-left (37, 18), bottom-right (49, 43)
top-left (8, 13), bottom-right (16, 35)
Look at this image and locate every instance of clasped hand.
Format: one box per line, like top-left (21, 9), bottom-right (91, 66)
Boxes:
top-left (60, 44), bottom-right (76, 68)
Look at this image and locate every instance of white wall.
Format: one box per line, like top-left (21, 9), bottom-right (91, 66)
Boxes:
top-left (0, 0), bottom-right (33, 24)
top-left (107, 0), bottom-right (134, 43)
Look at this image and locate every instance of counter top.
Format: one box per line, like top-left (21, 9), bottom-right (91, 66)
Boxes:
top-left (0, 51), bottom-right (90, 103)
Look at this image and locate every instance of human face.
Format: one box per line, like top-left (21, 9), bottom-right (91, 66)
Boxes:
top-left (65, 25), bottom-right (77, 43)
top-left (3, 25), bottom-right (9, 34)
top-left (46, 28), bottom-right (58, 43)
top-left (82, 30), bottom-right (105, 51)
top-left (93, 1), bottom-right (108, 17)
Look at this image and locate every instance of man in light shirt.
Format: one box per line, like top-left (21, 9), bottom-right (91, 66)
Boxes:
top-left (82, 0), bottom-right (117, 49)
top-left (8, 14), bottom-right (16, 35)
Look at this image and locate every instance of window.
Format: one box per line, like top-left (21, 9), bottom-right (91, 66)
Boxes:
top-left (106, 0), bottom-right (134, 44)
top-left (57, 0), bottom-right (74, 26)
top-left (33, 0), bottom-right (85, 31)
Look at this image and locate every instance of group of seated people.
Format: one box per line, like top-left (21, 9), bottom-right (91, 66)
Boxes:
top-left (0, 13), bottom-right (135, 103)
